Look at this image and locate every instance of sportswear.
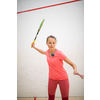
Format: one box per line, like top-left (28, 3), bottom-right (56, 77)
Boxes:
top-left (46, 49), bottom-right (68, 80)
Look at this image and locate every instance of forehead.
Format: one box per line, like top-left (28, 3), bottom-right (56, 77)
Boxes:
top-left (48, 37), bottom-right (56, 42)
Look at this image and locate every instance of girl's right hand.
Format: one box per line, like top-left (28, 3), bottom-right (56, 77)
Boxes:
top-left (31, 43), bottom-right (35, 48)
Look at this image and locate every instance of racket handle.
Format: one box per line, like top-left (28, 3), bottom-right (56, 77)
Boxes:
top-left (31, 40), bottom-right (35, 48)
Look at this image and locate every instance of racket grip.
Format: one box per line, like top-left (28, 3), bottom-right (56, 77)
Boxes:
top-left (31, 40), bottom-right (35, 48)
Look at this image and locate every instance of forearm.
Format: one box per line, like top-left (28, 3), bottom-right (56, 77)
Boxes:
top-left (71, 63), bottom-right (77, 71)
top-left (33, 46), bottom-right (45, 54)
top-left (64, 57), bottom-right (77, 71)
top-left (64, 57), bottom-right (84, 79)
top-left (72, 63), bottom-right (84, 79)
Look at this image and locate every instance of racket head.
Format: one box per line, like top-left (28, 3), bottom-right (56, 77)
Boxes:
top-left (31, 19), bottom-right (45, 48)
top-left (39, 19), bottom-right (45, 29)
top-left (35, 19), bottom-right (45, 38)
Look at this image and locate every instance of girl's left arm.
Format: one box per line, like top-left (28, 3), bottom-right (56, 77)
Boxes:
top-left (64, 57), bottom-right (84, 79)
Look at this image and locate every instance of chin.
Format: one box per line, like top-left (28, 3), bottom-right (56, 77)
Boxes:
top-left (50, 48), bottom-right (54, 49)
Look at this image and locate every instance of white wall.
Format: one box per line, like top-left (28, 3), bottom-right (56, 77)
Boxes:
top-left (17, 0), bottom-right (84, 97)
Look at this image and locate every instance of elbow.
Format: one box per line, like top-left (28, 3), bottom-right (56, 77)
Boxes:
top-left (41, 51), bottom-right (45, 55)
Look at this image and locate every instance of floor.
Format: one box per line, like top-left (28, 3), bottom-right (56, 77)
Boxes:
top-left (17, 97), bottom-right (84, 100)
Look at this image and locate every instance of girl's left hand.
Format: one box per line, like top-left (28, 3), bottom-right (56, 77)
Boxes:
top-left (73, 70), bottom-right (84, 79)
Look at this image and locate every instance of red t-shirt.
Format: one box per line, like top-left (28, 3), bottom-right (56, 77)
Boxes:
top-left (46, 49), bottom-right (68, 80)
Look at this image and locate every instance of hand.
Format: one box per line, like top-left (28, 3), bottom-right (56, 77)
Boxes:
top-left (73, 70), bottom-right (84, 79)
top-left (31, 43), bottom-right (35, 48)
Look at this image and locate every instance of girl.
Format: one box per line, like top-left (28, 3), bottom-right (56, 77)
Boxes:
top-left (31, 35), bottom-right (84, 100)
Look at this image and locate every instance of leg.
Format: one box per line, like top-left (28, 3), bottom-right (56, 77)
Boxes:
top-left (59, 79), bottom-right (69, 100)
top-left (48, 78), bottom-right (57, 100)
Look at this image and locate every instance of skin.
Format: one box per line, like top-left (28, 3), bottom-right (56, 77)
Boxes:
top-left (31, 37), bottom-right (84, 79)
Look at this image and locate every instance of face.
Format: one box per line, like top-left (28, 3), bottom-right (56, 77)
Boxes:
top-left (46, 38), bottom-right (56, 50)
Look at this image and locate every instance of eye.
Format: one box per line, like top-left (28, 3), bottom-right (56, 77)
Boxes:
top-left (49, 42), bottom-right (51, 44)
top-left (53, 42), bottom-right (55, 44)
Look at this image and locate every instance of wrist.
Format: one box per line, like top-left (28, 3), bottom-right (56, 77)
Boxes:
top-left (33, 46), bottom-right (36, 49)
top-left (73, 65), bottom-right (77, 71)
top-left (33, 46), bottom-right (35, 49)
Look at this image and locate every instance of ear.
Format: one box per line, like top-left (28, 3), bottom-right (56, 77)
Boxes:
top-left (46, 42), bottom-right (48, 45)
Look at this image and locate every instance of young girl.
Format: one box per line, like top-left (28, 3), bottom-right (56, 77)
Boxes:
top-left (31, 35), bottom-right (84, 100)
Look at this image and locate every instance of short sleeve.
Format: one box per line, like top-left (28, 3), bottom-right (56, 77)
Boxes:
top-left (45, 49), bottom-right (49, 57)
top-left (58, 51), bottom-right (67, 60)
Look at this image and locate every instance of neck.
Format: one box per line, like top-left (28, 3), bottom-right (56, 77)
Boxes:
top-left (49, 48), bottom-right (56, 54)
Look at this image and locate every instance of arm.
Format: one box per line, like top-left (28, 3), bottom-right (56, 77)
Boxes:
top-left (64, 57), bottom-right (84, 79)
top-left (31, 43), bottom-right (46, 55)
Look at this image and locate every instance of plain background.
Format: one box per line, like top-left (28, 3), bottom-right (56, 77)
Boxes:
top-left (0, 0), bottom-right (100, 100)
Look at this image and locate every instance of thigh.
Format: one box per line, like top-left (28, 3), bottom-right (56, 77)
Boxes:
top-left (59, 78), bottom-right (69, 98)
top-left (48, 78), bottom-right (57, 95)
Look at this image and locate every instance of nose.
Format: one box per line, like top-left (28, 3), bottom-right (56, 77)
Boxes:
top-left (51, 43), bottom-right (54, 46)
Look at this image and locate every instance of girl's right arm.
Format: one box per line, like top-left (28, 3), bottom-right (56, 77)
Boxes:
top-left (31, 43), bottom-right (46, 55)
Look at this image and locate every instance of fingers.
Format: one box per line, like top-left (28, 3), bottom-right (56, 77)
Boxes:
top-left (73, 72), bottom-right (84, 79)
top-left (79, 74), bottom-right (84, 79)
top-left (80, 75), bottom-right (84, 79)
top-left (31, 43), bottom-right (35, 48)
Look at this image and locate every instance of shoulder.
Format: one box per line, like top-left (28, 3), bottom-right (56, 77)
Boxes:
top-left (56, 49), bottom-right (64, 57)
top-left (45, 49), bottom-right (49, 55)
top-left (56, 49), bottom-right (63, 55)
top-left (56, 49), bottom-right (66, 59)
top-left (46, 49), bottom-right (49, 53)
